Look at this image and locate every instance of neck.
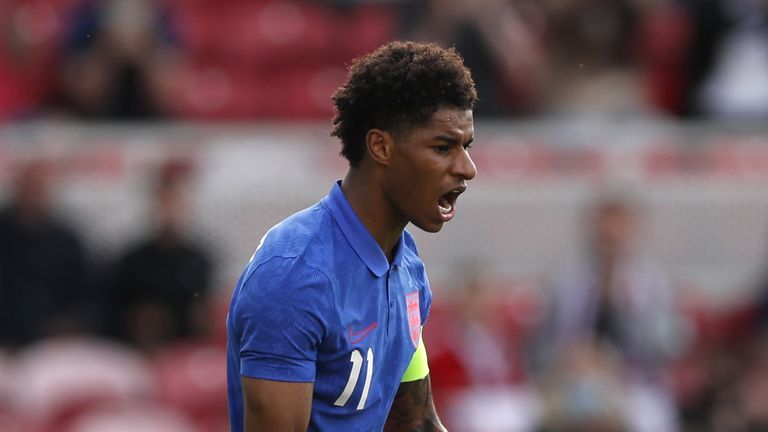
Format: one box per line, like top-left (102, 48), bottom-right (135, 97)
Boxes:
top-left (154, 226), bottom-right (181, 246)
top-left (12, 204), bottom-right (48, 230)
top-left (341, 167), bottom-right (407, 262)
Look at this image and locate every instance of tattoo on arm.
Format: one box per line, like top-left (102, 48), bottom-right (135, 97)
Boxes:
top-left (384, 376), bottom-right (447, 432)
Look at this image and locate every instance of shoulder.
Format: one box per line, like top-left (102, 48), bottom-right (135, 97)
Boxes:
top-left (45, 219), bottom-right (84, 253)
top-left (243, 203), bottom-right (337, 290)
top-left (252, 203), bottom-right (334, 264)
top-left (176, 239), bottom-right (212, 267)
top-left (240, 254), bottom-right (333, 303)
top-left (231, 253), bottom-right (336, 338)
top-left (118, 238), bottom-right (160, 268)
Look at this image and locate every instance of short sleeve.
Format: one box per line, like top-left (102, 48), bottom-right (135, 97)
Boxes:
top-left (231, 256), bottom-right (333, 383)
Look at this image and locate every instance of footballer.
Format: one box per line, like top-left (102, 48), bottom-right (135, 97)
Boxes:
top-left (226, 41), bottom-right (478, 431)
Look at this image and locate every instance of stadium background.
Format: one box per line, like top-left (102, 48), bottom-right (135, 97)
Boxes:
top-left (2, 0), bottom-right (768, 431)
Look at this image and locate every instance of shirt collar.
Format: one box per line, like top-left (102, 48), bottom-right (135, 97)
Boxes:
top-left (322, 181), bottom-right (404, 277)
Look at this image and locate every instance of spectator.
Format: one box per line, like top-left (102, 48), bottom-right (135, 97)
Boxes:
top-left (429, 261), bottom-right (518, 391)
top-left (105, 160), bottom-right (212, 352)
top-left (536, 342), bottom-right (626, 432)
top-left (533, 193), bottom-right (684, 374)
top-left (530, 192), bottom-right (685, 432)
top-left (0, 161), bottom-right (90, 348)
top-left (55, 0), bottom-right (180, 119)
top-left (678, 336), bottom-right (768, 431)
top-left (681, 0), bottom-right (768, 118)
top-left (427, 261), bottom-right (536, 432)
top-left (541, 0), bottom-right (652, 116)
top-left (399, 0), bottom-right (548, 116)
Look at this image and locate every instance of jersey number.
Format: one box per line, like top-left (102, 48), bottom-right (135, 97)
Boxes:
top-left (334, 348), bottom-right (374, 410)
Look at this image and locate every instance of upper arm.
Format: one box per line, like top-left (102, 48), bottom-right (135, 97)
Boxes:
top-left (241, 377), bottom-right (313, 432)
top-left (234, 258), bottom-right (333, 382)
top-left (231, 258), bottom-right (333, 429)
top-left (384, 375), bottom-right (446, 432)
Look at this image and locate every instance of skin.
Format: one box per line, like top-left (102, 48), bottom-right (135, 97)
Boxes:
top-left (384, 376), bottom-right (446, 432)
top-left (342, 107), bottom-right (477, 260)
top-left (242, 107), bottom-right (475, 431)
top-left (242, 378), bottom-right (313, 431)
top-left (592, 202), bottom-right (635, 263)
top-left (12, 161), bottom-right (53, 226)
top-left (591, 201), bottom-right (636, 301)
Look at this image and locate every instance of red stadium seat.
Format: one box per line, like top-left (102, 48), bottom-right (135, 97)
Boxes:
top-left (151, 342), bottom-right (228, 432)
top-left (0, 0), bottom-right (79, 119)
top-left (0, 350), bottom-right (24, 432)
top-left (329, 4), bottom-right (397, 63)
top-left (9, 337), bottom-right (155, 432)
top-left (64, 403), bottom-right (200, 432)
top-left (174, 61), bottom-right (345, 119)
top-left (175, 0), bottom-right (336, 68)
top-left (174, 62), bottom-right (268, 119)
top-left (167, 0), bottom-right (399, 120)
top-left (638, 3), bottom-right (691, 114)
top-left (260, 66), bottom-right (345, 118)
top-left (0, 412), bottom-right (23, 432)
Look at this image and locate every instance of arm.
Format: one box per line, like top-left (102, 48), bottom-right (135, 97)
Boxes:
top-left (242, 377), bottom-right (313, 432)
top-left (383, 375), bottom-right (446, 432)
top-left (232, 259), bottom-right (332, 432)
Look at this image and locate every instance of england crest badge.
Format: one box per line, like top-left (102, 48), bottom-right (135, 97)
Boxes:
top-left (405, 291), bottom-right (420, 348)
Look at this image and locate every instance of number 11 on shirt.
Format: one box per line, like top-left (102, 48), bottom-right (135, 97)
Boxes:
top-left (334, 348), bottom-right (374, 410)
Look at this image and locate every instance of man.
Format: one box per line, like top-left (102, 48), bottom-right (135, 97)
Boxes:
top-left (533, 194), bottom-right (684, 374)
top-left (531, 193), bottom-right (684, 432)
top-left (0, 160), bottom-right (89, 347)
top-left (226, 41), bottom-right (477, 431)
top-left (106, 160), bottom-right (212, 351)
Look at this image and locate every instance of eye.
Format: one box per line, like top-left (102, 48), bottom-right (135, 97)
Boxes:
top-left (463, 143), bottom-right (473, 151)
top-left (434, 145), bottom-right (450, 154)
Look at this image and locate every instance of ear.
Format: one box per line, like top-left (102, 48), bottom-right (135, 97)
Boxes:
top-left (365, 129), bottom-right (395, 166)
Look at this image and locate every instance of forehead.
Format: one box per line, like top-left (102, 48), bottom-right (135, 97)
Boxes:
top-left (424, 107), bottom-right (474, 132)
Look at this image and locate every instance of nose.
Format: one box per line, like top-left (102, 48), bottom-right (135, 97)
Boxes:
top-left (453, 148), bottom-right (477, 181)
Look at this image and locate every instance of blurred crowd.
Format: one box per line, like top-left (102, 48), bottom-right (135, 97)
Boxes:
top-left (0, 160), bottom-right (225, 432)
top-left (1, 0), bottom-right (768, 121)
top-left (425, 193), bottom-right (768, 432)
top-left (1, 158), bottom-right (768, 432)
top-left (2, 0), bottom-right (768, 431)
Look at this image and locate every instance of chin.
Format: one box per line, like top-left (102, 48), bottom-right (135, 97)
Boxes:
top-left (412, 220), bottom-right (444, 233)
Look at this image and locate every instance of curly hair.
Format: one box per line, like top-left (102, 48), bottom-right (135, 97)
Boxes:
top-left (331, 41), bottom-right (477, 167)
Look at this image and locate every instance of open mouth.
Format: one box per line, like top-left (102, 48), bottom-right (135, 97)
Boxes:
top-left (438, 192), bottom-right (457, 214)
top-left (438, 188), bottom-right (464, 220)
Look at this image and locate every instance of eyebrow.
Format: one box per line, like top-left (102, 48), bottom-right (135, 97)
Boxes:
top-left (434, 135), bottom-right (474, 146)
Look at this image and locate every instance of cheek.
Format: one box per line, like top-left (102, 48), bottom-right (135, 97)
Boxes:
top-left (387, 158), bottom-right (435, 211)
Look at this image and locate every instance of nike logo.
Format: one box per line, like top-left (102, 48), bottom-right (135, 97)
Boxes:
top-left (348, 322), bottom-right (378, 344)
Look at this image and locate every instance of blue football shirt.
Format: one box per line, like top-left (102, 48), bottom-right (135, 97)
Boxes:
top-left (226, 181), bottom-right (432, 432)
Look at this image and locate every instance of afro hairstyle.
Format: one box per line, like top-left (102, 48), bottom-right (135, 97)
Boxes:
top-left (331, 41), bottom-right (477, 167)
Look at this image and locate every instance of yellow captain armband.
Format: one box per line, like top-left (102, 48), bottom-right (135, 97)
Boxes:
top-left (400, 332), bottom-right (429, 382)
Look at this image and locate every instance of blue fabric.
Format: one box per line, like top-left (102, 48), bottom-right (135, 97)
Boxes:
top-left (227, 181), bottom-right (432, 432)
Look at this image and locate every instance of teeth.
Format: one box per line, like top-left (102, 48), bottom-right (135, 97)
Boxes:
top-left (438, 197), bottom-right (452, 214)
